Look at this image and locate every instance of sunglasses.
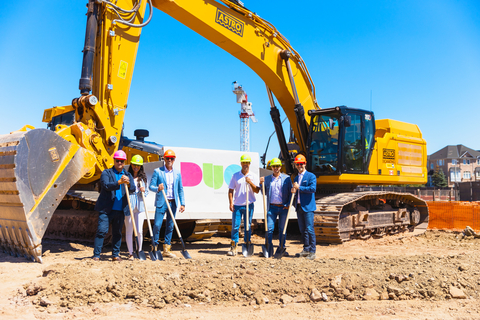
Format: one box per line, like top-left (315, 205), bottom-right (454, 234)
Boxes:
top-left (271, 165), bottom-right (281, 168)
top-left (165, 157), bottom-right (175, 161)
top-left (295, 162), bottom-right (306, 165)
top-left (115, 159), bottom-right (125, 163)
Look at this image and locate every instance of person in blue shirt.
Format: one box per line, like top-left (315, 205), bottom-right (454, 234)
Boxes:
top-left (93, 150), bottom-right (135, 262)
top-left (259, 157), bottom-right (292, 256)
top-left (292, 154), bottom-right (317, 260)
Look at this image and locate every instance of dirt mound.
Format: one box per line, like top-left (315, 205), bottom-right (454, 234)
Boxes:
top-left (19, 231), bottom-right (480, 313)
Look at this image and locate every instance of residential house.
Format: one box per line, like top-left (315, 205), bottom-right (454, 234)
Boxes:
top-left (427, 145), bottom-right (480, 187)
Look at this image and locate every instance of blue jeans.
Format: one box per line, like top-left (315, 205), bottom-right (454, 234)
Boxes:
top-left (93, 210), bottom-right (124, 258)
top-left (231, 204), bottom-right (254, 244)
top-left (297, 206), bottom-right (316, 253)
top-left (267, 205), bottom-right (288, 248)
top-left (153, 202), bottom-right (177, 246)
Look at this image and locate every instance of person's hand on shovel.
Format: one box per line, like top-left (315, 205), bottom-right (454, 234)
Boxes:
top-left (118, 175), bottom-right (130, 185)
top-left (157, 183), bottom-right (164, 191)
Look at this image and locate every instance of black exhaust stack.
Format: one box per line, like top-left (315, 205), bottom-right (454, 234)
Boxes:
top-left (79, 0), bottom-right (99, 95)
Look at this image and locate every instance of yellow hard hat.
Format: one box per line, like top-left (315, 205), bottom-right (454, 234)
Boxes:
top-left (240, 154), bottom-right (251, 163)
top-left (130, 155), bottom-right (144, 165)
top-left (270, 157), bottom-right (282, 166)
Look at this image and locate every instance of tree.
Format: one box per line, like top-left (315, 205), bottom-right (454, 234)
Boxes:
top-left (431, 168), bottom-right (448, 187)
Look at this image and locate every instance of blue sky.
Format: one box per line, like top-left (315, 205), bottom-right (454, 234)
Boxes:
top-left (1, 0), bottom-right (479, 164)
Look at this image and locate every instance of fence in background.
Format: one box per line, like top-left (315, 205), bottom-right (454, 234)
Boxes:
top-left (427, 201), bottom-right (480, 232)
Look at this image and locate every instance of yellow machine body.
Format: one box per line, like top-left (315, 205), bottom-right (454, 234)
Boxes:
top-left (0, 0), bottom-right (427, 261)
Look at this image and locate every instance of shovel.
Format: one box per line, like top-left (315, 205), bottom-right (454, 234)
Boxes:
top-left (242, 184), bottom-right (254, 257)
top-left (125, 186), bottom-right (146, 261)
top-left (261, 183), bottom-right (273, 258)
top-left (274, 191), bottom-right (296, 259)
top-left (140, 191), bottom-right (163, 261)
top-left (161, 189), bottom-right (192, 259)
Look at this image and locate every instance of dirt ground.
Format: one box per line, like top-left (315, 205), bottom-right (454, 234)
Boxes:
top-left (1, 230), bottom-right (480, 320)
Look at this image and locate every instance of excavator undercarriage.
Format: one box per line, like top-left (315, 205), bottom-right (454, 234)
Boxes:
top-left (315, 191), bottom-right (428, 243)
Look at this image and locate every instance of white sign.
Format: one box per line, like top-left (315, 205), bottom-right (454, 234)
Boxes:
top-left (143, 146), bottom-right (265, 220)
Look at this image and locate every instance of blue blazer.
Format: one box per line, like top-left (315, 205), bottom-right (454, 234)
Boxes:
top-left (261, 174), bottom-right (293, 211)
top-left (95, 167), bottom-right (135, 215)
top-left (294, 171), bottom-right (317, 212)
top-left (149, 167), bottom-right (185, 211)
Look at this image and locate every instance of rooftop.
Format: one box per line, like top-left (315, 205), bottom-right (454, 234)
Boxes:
top-left (429, 144), bottom-right (480, 160)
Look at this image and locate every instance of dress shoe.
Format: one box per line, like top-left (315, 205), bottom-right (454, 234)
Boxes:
top-left (295, 249), bottom-right (309, 258)
top-left (92, 257), bottom-right (100, 261)
top-left (112, 256), bottom-right (122, 262)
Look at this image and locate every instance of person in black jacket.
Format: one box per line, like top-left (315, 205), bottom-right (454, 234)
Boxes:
top-left (93, 150), bottom-right (135, 261)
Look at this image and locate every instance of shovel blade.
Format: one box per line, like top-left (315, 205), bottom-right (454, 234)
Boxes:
top-left (148, 251), bottom-right (157, 261)
top-left (181, 250), bottom-right (192, 259)
top-left (261, 245), bottom-right (270, 258)
top-left (247, 244), bottom-right (254, 257)
top-left (241, 244), bottom-right (248, 257)
top-left (138, 250), bottom-right (147, 261)
top-left (273, 246), bottom-right (286, 259)
top-left (155, 250), bottom-right (163, 261)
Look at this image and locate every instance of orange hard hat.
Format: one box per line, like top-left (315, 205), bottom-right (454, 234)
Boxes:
top-left (294, 154), bottom-right (306, 164)
top-left (164, 149), bottom-right (176, 158)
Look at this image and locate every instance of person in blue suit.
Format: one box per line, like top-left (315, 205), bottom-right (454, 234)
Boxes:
top-left (259, 157), bottom-right (292, 256)
top-left (93, 150), bottom-right (135, 262)
top-left (149, 149), bottom-right (185, 258)
top-left (292, 154), bottom-right (317, 260)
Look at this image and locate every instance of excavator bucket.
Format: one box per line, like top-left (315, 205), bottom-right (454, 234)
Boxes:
top-left (0, 128), bottom-right (95, 263)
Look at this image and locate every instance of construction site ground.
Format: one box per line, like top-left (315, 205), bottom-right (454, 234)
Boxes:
top-left (1, 230), bottom-right (480, 319)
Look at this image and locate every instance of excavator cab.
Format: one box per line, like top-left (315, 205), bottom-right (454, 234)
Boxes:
top-left (307, 106), bottom-right (375, 176)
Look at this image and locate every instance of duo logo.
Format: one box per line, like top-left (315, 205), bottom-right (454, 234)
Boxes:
top-left (181, 162), bottom-right (241, 190)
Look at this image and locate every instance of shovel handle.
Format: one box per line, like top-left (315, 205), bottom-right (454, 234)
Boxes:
top-left (140, 191), bottom-right (154, 238)
top-left (245, 183), bottom-right (249, 232)
top-left (161, 189), bottom-right (184, 242)
top-left (262, 182), bottom-right (268, 232)
top-left (282, 191), bottom-right (297, 235)
top-left (125, 186), bottom-right (140, 238)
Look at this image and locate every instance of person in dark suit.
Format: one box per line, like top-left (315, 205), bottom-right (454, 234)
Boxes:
top-left (93, 150), bottom-right (135, 262)
top-left (149, 149), bottom-right (185, 258)
top-left (292, 154), bottom-right (317, 260)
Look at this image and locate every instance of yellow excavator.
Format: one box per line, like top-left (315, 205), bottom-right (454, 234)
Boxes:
top-left (0, 0), bottom-right (428, 262)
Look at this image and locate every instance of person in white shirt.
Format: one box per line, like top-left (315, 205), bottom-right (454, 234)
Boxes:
top-left (227, 154), bottom-right (260, 256)
top-left (125, 155), bottom-right (148, 260)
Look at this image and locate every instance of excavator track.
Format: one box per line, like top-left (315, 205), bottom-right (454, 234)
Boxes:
top-left (314, 191), bottom-right (429, 243)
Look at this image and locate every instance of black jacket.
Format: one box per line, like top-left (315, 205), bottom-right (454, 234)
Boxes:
top-left (94, 167), bottom-right (135, 215)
